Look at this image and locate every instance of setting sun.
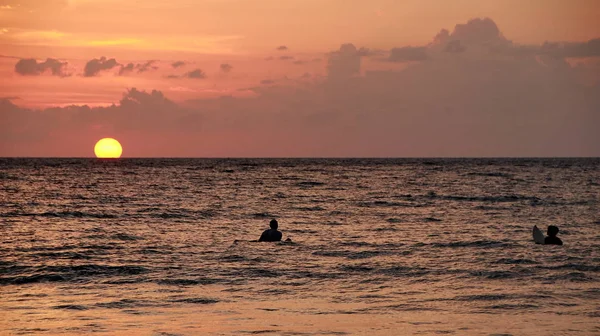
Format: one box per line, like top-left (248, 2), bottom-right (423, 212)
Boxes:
top-left (94, 138), bottom-right (123, 158)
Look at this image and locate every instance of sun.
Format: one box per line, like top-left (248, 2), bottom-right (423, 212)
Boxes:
top-left (94, 138), bottom-right (123, 158)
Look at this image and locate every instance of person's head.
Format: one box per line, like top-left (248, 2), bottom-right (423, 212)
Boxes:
top-left (269, 219), bottom-right (278, 230)
top-left (547, 225), bottom-right (559, 237)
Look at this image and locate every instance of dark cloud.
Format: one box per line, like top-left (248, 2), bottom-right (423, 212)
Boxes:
top-left (260, 79), bottom-right (275, 85)
top-left (276, 46), bottom-right (288, 51)
top-left (389, 46), bottom-right (428, 62)
top-left (184, 69), bottom-right (206, 79)
top-left (118, 60), bottom-right (158, 75)
top-left (540, 38), bottom-right (600, 58)
top-left (449, 17), bottom-right (507, 46)
top-left (356, 47), bottom-right (384, 57)
top-left (444, 40), bottom-right (466, 53)
top-left (171, 61), bottom-right (187, 68)
top-left (84, 57), bottom-right (119, 77)
top-left (220, 63), bottom-right (233, 73)
top-left (264, 56), bottom-right (274, 61)
top-left (430, 18), bottom-right (510, 55)
top-left (15, 58), bottom-right (68, 77)
top-left (166, 74), bottom-right (180, 79)
top-left (293, 60), bottom-right (306, 65)
top-left (327, 43), bottom-right (361, 79)
top-left (279, 55), bottom-right (294, 61)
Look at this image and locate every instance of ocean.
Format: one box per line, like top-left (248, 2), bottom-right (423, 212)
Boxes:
top-left (1, 158), bottom-right (599, 335)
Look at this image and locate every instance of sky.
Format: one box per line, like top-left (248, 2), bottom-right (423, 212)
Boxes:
top-left (1, 0), bottom-right (599, 157)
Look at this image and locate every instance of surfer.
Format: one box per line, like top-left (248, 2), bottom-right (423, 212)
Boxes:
top-left (258, 219), bottom-right (283, 242)
top-left (544, 225), bottom-right (563, 245)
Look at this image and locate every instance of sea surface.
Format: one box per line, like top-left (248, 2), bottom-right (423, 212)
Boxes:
top-left (1, 158), bottom-right (599, 335)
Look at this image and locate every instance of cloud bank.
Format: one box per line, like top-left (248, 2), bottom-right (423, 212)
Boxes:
top-left (1, 18), bottom-right (599, 157)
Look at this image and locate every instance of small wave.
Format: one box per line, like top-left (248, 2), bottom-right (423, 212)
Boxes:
top-left (540, 263), bottom-right (600, 272)
top-left (429, 194), bottom-right (541, 203)
top-left (432, 240), bottom-right (509, 248)
top-left (0, 264), bottom-right (149, 285)
top-left (294, 206), bottom-right (325, 211)
top-left (0, 274), bottom-right (66, 285)
top-left (546, 272), bottom-right (593, 282)
top-left (111, 233), bottom-right (143, 241)
top-left (340, 265), bottom-right (374, 272)
top-left (493, 258), bottom-right (538, 265)
top-left (96, 299), bottom-right (151, 309)
top-left (157, 278), bottom-right (218, 286)
top-left (468, 270), bottom-right (520, 279)
top-left (295, 181), bottom-right (325, 187)
top-left (1, 211), bottom-right (117, 218)
top-left (53, 304), bottom-right (89, 310)
top-left (169, 297), bottom-right (218, 304)
top-left (35, 251), bottom-right (92, 260)
top-left (380, 266), bottom-right (430, 278)
top-left (485, 303), bottom-right (539, 310)
top-left (466, 172), bottom-right (512, 178)
top-left (152, 212), bottom-right (189, 219)
top-left (251, 212), bottom-right (277, 218)
top-left (456, 294), bottom-right (510, 301)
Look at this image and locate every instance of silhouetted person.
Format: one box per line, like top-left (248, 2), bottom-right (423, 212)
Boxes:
top-left (259, 219), bottom-right (282, 242)
top-left (544, 225), bottom-right (563, 245)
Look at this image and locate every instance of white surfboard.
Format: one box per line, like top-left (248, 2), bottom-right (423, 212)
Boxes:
top-left (533, 225), bottom-right (545, 244)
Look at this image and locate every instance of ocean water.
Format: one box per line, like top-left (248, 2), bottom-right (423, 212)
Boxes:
top-left (1, 158), bottom-right (599, 335)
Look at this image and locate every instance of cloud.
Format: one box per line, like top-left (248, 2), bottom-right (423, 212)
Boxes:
top-left (220, 63), bottom-right (233, 73)
top-left (2, 18), bottom-right (599, 157)
top-left (14, 58), bottom-right (69, 76)
top-left (279, 55), bottom-right (294, 61)
top-left (264, 56), bottom-right (274, 61)
top-left (356, 47), bottom-right (384, 57)
top-left (184, 69), bottom-right (206, 79)
top-left (171, 61), bottom-right (186, 68)
top-left (389, 46), bottom-right (428, 62)
top-left (327, 43), bottom-right (361, 79)
top-left (276, 45), bottom-right (288, 51)
top-left (118, 60), bottom-right (158, 75)
top-left (444, 40), bottom-right (466, 53)
top-left (84, 57), bottom-right (119, 77)
top-left (449, 17), bottom-right (507, 46)
top-left (540, 38), bottom-right (600, 58)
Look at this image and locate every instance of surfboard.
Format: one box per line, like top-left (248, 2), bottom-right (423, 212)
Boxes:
top-left (533, 225), bottom-right (545, 244)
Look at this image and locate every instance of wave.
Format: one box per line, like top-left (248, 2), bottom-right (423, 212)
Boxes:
top-left (157, 278), bottom-right (218, 286)
top-left (0, 264), bottom-right (148, 285)
top-left (1, 211), bottom-right (117, 218)
top-left (169, 297), bottom-right (218, 304)
top-left (431, 240), bottom-right (511, 248)
top-left (295, 181), bottom-right (325, 187)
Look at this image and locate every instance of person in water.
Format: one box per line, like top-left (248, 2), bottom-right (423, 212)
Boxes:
top-left (259, 219), bottom-right (283, 242)
top-left (545, 225), bottom-right (563, 245)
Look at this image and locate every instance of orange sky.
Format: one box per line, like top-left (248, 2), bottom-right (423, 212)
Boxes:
top-left (1, 0), bottom-right (599, 157)
top-left (1, 0), bottom-right (599, 56)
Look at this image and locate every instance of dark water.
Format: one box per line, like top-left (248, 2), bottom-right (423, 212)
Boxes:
top-left (1, 158), bottom-right (599, 335)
